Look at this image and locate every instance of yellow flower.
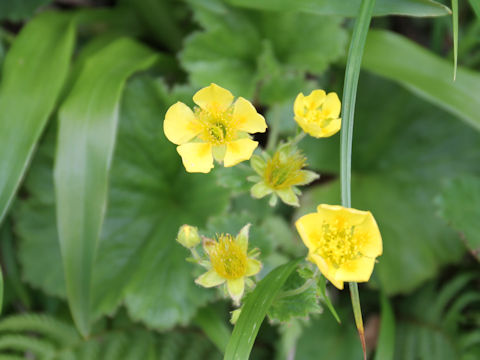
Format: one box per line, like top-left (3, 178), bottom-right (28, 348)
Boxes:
top-left (164, 83), bottom-right (267, 173)
top-left (294, 89), bottom-right (341, 138)
top-left (195, 225), bottom-right (262, 304)
top-left (250, 145), bottom-right (319, 207)
top-left (295, 204), bottom-right (382, 290)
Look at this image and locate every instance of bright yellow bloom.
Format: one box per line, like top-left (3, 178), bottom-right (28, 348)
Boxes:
top-left (164, 83), bottom-right (267, 173)
top-left (195, 225), bottom-right (261, 304)
top-left (295, 204), bottom-right (382, 290)
top-left (294, 90), bottom-right (341, 138)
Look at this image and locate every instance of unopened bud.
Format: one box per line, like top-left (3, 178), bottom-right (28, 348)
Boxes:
top-left (177, 225), bottom-right (201, 248)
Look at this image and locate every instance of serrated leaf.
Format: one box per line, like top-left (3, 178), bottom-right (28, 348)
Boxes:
top-left (437, 176), bottom-right (480, 260)
top-left (0, 12), bottom-right (75, 224)
top-left (268, 270), bottom-right (321, 323)
top-left (298, 75), bottom-right (480, 294)
top-left (14, 76), bottom-right (230, 331)
top-left (224, 258), bottom-right (302, 360)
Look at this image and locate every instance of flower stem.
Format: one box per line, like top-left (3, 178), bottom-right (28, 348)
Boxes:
top-left (276, 278), bottom-right (315, 299)
top-left (340, 0), bottom-right (376, 359)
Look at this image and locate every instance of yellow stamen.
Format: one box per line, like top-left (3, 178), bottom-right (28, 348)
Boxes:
top-left (195, 107), bottom-right (235, 145)
top-left (209, 234), bottom-right (247, 280)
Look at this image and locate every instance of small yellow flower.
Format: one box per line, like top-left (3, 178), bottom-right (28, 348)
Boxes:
top-left (295, 204), bottom-right (382, 290)
top-left (164, 83), bottom-right (267, 173)
top-left (250, 145), bottom-right (319, 207)
top-left (294, 90), bottom-right (341, 138)
top-left (195, 225), bottom-right (262, 304)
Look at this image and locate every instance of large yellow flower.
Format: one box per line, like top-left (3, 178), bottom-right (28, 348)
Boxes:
top-left (164, 83), bottom-right (267, 173)
top-left (195, 225), bottom-right (261, 304)
top-left (295, 204), bottom-right (382, 290)
top-left (294, 89), bottom-right (341, 138)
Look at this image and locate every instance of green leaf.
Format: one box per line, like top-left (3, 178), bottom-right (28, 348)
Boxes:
top-left (299, 75), bottom-right (480, 294)
top-left (54, 37), bottom-right (158, 336)
top-left (14, 76), bottom-right (230, 331)
top-left (224, 258), bottom-right (302, 360)
top-left (451, 0), bottom-right (458, 80)
top-left (436, 176), bottom-right (480, 260)
top-left (0, 0), bottom-right (53, 21)
top-left (193, 305), bottom-right (231, 353)
top-left (267, 270), bottom-right (321, 323)
top-left (362, 30), bottom-right (480, 132)
top-left (374, 293), bottom-right (395, 360)
top-left (0, 12), bottom-right (75, 224)
top-left (226, 0), bottom-right (450, 17)
top-left (470, 0), bottom-right (480, 18)
top-left (181, 0), bottom-right (347, 103)
top-left (0, 266), bottom-right (2, 315)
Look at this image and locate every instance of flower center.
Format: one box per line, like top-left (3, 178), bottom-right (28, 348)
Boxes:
top-left (314, 216), bottom-right (362, 268)
top-left (195, 107), bottom-right (234, 145)
top-left (210, 234), bottom-right (247, 280)
top-left (264, 151), bottom-right (306, 190)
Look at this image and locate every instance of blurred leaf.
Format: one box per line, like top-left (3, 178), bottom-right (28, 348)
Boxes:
top-left (55, 37), bottom-right (158, 337)
top-left (224, 258), bottom-right (302, 360)
top-left (0, 12), bottom-right (75, 224)
top-left (0, 264), bottom-right (2, 315)
top-left (181, 0), bottom-right (347, 103)
top-left (375, 293), bottom-right (395, 360)
top-left (469, 0), bottom-right (480, 18)
top-left (295, 306), bottom-right (363, 360)
top-left (0, 0), bottom-right (53, 21)
top-left (299, 75), bottom-right (480, 294)
top-left (363, 30), bottom-right (480, 132)
top-left (437, 176), bottom-right (480, 260)
top-left (226, 0), bottom-right (450, 17)
top-left (268, 270), bottom-right (321, 323)
top-left (14, 76), bottom-right (230, 330)
top-left (451, 0), bottom-right (458, 80)
top-left (193, 305), bottom-right (231, 353)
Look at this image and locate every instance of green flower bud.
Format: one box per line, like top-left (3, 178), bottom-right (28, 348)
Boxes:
top-left (177, 225), bottom-right (201, 248)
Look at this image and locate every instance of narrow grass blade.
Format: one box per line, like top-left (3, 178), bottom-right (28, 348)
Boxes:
top-left (452, 0), bottom-right (458, 80)
top-left (54, 38), bottom-right (157, 336)
top-left (374, 293), bottom-right (395, 360)
top-left (469, 0), bottom-right (480, 18)
top-left (340, 0), bottom-right (376, 359)
top-left (0, 12), bottom-right (75, 224)
top-left (0, 266), bottom-right (3, 315)
top-left (193, 305), bottom-right (231, 353)
top-left (362, 30), bottom-right (480, 131)
top-left (224, 258), bottom-right (302, 360)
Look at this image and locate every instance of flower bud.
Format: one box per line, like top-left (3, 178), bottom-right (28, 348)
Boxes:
top-left (176, 225), bottom-right (201, 248)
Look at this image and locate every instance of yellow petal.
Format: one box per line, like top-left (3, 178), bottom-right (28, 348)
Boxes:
top-left (295, 212), bottom-right (323, 251)
top-left (193, 83), bottom-right (234, 112)
top-left (335, 257), bottom-right (375, 283)
top-left (245, 258), bottom-right (261, 276)
top-left (308, 252), bottom-right (344, 290)
top-left (355, 212), bottom-right (383, 257)
top-left (177, 142), bottom-right (214, 173)
top-left (305, 89), bottom-right (326, 109)
top-left (223, 138), bottom-right (258, 167)
top-left (316, 204), bottom-right (369, 226)
top-left (293, 92), bottom-right (306, 118)
top-left (232, 97), bottom-right (267, 133)
top-left (227, 278), bottom-right (245, 304)
top-left (164, 102), bottom-right (202, 145)
top-left (323, 92), bottom-right (341, 118)
top-left (195, 269), bottom-right (225, 288)
top-left (319, 117), bottom-right (341, 137)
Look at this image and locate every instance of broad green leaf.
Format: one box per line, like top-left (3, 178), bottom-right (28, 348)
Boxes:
top-left (193, 305), bottom-right (231, 353)
top-left (181, 0), bottom-right (347, 103)
top-left (54, 38), bottom-right (158, 336)
top-left (0, 0), bottom-right (53, 21)
top-left (226, 0), bottom-right (450, 17)
top-left (0, 12), bottom-right (75, 224)
top-left (362, 30), bottom-right (480, 132)
top-left (436, 176), bottom-right (480, 260)
top-left (299, 75), bottom-right (480, 294)
top-left (224, 258), bottom-right (302, 360)
top-left (15, 76), bottom-right (230, 331)
top-left (375, 293), bottom-right (395, 360)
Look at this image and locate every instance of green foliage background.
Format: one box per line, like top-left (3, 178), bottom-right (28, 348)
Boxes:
top-left (0, 0), bottom-right (479, 359)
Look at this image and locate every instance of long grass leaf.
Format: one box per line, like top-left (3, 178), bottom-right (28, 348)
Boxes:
top-left (224, 258), bottom-right (302, 360)
top-left (362, 30), bottom-right (480, 131)
top-left (374, 293), bottom-right (395, 360)
top-left (340, 0), bottom-right (376, 358)
top-left (54, 38), bottom-right (157, 336)
top-left (0, 12), bottom-right (75, 224)
top-left (452, 0), bottom-right (458, 80)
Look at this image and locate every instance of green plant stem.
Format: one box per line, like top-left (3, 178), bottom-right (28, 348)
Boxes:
top-left (276, 278), bottom-right (315, 299)
top-left (340, 0), bottom-right (376, 359)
